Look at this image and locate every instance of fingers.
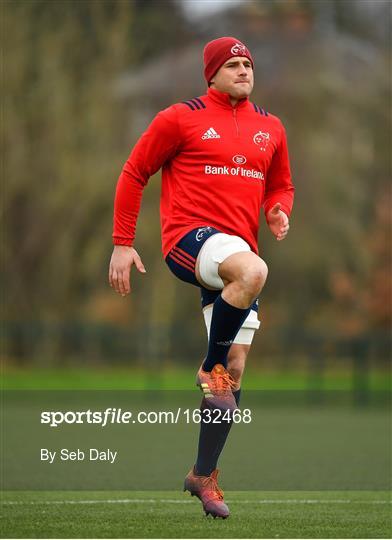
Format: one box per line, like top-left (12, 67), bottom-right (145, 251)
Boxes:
top-left (122, 269), bottom-right (131, 295)
top-left (111, 269), bottom-right (125, 296)
top-left (108, 264), bottom-right (113, 288)
top-left (109, 266), bottom-right (130, 297)
top-left (118, 269), bottom-right (130, 296)
top-left (108, 248), bottom-right (147, 297)
top-left (276, 223), bottom-right (290, 241)
top-left (267, 203), bottom-right (284, 225)
top-left (134, 253), bottom-right (147, 274)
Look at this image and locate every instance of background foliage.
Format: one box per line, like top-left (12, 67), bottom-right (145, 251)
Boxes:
top-left (2, 0), bottom-right (390, 373)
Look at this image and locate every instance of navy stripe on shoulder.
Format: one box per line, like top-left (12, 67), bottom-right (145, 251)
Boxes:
top-left (252, 103), bottom-right (268, 116)
top-left (182, 100), bottom-right (195, 111)
top-left (182, 97), bottom-right (206, 111)
top-left (189, 98), bottom-right (201, 110)
top-left (193, 97), bottom-right (206, 109)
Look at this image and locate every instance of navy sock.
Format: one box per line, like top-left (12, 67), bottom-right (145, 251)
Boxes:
top-left (233, 389), bottom-right (241, 405)
top-left (195, 389), bottom-right (241, 477)
top-left (203, 295), bottom-right (251, 371)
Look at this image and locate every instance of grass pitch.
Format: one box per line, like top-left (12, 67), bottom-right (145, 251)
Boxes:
top-left (1, 490), bottom-right (390, 538)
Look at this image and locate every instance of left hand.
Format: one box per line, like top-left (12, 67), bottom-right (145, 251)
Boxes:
top-left (266, 203), bottom-right (290, 241)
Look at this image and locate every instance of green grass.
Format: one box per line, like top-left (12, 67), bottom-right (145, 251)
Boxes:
top-left (2, 367), bottom-right (390, 537)
top-left (1, 490), bottom-right (390, 538)
top-left (2, 366), bottom-right (390, 391)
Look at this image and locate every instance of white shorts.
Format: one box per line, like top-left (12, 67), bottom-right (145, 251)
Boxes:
top-left (198, 232), bottom-right (251, 290)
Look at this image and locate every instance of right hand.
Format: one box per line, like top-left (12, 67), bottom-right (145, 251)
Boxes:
top-left (109, 246), bottom-right (146, 297)
top-left (266, 203), bottom-right (290, 241)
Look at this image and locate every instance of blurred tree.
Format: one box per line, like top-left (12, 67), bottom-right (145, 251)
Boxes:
top-left (2, 0), bottom-right (390, 365)
top-left (3, 0), bottom-right (193, 361)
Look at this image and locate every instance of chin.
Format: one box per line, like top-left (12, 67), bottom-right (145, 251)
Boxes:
top-left (233, 89), bottom-right (251, 100)
top-left (232, 85), bottom-right (252, 99)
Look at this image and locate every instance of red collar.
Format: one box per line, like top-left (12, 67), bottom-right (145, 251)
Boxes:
top-left (207, 87), bottom-right (249, 110)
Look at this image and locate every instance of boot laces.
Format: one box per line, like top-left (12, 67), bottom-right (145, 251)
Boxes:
top-left (201, 474), bottom-right (224, 500)
top-left (210, 370), bottom-right (236, 395)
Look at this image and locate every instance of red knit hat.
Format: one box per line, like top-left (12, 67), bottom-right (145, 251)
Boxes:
top-left (203, 36), bottom-right (254, 84)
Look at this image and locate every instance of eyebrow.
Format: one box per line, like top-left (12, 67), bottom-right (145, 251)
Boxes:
top-left (224, 60), bottom-right (252, 66)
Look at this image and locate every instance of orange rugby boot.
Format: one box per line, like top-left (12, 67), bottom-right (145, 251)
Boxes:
top-left (184, 467), bottom-right (229, 518)
top-left (196, 363), bottom-right (237, 412)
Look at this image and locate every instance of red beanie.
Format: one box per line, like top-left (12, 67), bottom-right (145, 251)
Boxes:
top-left (203, 36), bottom-right (254, 84)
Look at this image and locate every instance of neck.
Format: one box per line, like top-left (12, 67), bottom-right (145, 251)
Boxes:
top-left (207, 87), bottom-right (250, 110)
top-left (209, 85), bottom-right (247, 107)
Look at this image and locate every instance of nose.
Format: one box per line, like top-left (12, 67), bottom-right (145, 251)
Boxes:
top-left (238, 63), bottom-right (248, 76)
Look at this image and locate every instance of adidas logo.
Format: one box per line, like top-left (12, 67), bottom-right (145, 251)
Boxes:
top-left (201, 127), bottom-right (221, 140)
top-left (200, 382), bottom-right (213, 399)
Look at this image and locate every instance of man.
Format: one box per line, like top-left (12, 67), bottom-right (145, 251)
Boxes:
top-left (109, 37), bottom-right (294, 519)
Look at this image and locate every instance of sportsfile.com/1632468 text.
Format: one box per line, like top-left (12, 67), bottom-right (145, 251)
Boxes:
top-left (40, 408), bottom-right (252, 427)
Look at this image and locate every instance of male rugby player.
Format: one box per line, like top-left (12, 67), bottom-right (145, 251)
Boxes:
top-left (109, 37), bottom-right (294, 518)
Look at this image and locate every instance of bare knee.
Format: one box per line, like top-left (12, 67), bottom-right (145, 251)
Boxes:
top-left (238, 259), bottom-right (268, 297)
top-left (220, 252), bottom-right (268, 297)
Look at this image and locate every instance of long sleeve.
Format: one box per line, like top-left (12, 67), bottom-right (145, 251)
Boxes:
top-left (112, 106), bottom-right (181, 246)
top-left (263, 123), bottom-right (295, 219)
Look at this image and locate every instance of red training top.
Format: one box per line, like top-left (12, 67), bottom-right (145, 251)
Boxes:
top-left (113, 87), bottom-right (294, 257)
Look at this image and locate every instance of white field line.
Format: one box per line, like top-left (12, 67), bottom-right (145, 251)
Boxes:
top-left (1, 498), bottom-right (391, 506)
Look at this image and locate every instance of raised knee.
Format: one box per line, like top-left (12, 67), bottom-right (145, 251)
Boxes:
top-left (239, 259), bottom-right (268, 295)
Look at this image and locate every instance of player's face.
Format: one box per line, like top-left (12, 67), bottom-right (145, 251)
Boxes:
top-left (210, 56), bottom-right (254, 100)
